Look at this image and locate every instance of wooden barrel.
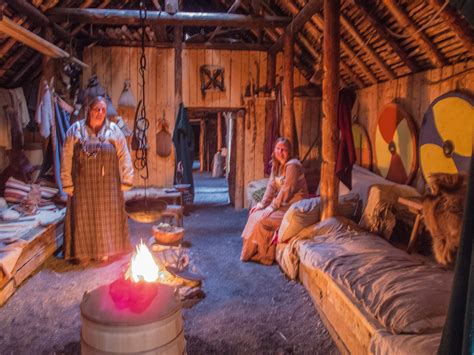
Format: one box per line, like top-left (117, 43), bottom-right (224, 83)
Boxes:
top-left (81, 282), bottom-right (185, 354)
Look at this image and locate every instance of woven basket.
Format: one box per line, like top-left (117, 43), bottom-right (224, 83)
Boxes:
top-left (152, 225), bottom-right (184, 245)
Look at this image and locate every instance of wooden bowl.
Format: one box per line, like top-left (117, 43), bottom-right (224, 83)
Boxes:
top-left (152, 225), bottom-right (184, 245)
top-left (125, 199), bottom-right (167, 224)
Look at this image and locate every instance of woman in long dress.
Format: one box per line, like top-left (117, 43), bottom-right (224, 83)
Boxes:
top-left (61, 96), bottom-right (134, 264)
top-left (241, 137), bottom-right (308, 265)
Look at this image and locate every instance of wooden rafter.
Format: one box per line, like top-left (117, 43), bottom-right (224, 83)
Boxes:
top-left (340, 13), bottom-right (395, 80)
top-left (208, 0), bottom-right (242, 42)
top-left (429, 0), bottom-right (474, 54)
top-left (279, 1), bottom-right (365, 87)
top-left (47, 8), bottom-right (291, 28)
top-left (382, 0), bottom-right (447, 67)
top-left (6, 0), bottom-right (71, 40)
top-left (269, 0), bottom-right (323, 54)
top-left (352, 0), bottom-right (421, 73)
top-left (0, 45), bottom-right (29, 76)
top-left (312, 13), bottom-right (378, 84)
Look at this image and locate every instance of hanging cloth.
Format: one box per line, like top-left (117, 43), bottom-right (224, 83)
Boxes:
top-left (172, 104), bottom-right (195, 197)
top-left (156, 113), bottom-right (172, 158)
top-left (40, 96), bottom-right (71, 194)
top-left (34, 79), bottom-right (54, 138)
top-left (336, 88), bottom-right (357, 189)
top-left (118, 80), bottom-right (137, 108)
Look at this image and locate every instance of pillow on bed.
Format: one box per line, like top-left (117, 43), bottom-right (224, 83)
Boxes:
top-left (278, 193), bottom-right (360, 243)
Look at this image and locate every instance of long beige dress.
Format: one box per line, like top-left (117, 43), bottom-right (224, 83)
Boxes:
top-left (241, 158), bottom-right (308, 265)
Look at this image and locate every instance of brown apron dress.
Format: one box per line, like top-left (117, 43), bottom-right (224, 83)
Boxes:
top-left (64, 134), bottom-right (130, 260)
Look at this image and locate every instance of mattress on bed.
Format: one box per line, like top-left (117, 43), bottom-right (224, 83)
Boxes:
top-left (370, 330), bottom-right (441, 355)
top-left (297, 217), bottom-right (453, 336)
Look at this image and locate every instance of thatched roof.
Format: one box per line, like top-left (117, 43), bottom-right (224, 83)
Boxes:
top-left (0, 0), bottom-right (473, 88)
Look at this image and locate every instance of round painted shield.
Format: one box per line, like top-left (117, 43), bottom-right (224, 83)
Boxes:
top-left (351, 123), bottom-right (372, 170)
top-left (419, 91), bottom-right (473, 181)
top-left (374, 103), bottom-right (418, 184)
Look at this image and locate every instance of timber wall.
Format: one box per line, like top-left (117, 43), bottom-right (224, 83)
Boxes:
top-left (355, 61), bottom-right (474, 190)
top-left (82, 46), bottom-right (309, 188)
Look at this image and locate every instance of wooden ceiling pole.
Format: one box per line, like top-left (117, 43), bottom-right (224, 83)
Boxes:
top-left (340, 13), bottom-right (395, 80)
top-left (269, 0), bottom-right (323, 54)
top-left (47, 8), bottom-right (291, 28)
top-left (70, 0), bottom-right (112, 36)
top-left (321, 0), bottom-right (340, 220)
top-left (0, 44), bottom-right (29, 76)
top-left (429, 0), bottom-right (474, 54)
top-left (352, 0), bottom-right (420, 73)
top-left (282, 32), bottom-right (298, 156)
top-left (382, 0), bottom-right (447, 67)
top-left (0, 17), bottom-right (29, 58)
top-left (6, 0), bottom-right (71, 41)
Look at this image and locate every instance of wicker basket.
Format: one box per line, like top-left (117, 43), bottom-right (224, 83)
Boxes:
top-left (152, 225), bottom-right (184, 245)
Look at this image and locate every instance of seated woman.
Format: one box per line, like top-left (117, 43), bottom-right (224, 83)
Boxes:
top-left (241, 137), bottom-right (308, 265)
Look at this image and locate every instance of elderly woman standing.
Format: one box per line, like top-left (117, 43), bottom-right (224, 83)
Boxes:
top-left (241, 137), bottom-right (308, 265)
top-left (61, 96), bottom-right (134, 264)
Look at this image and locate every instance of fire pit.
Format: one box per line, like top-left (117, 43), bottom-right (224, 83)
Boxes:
top-left (80, 242), bottom-right (186, 354)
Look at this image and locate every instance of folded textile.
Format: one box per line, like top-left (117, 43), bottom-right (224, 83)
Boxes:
top-left (0, 238), bottom-right (27, 279)
top-left (4, 177), bottom-right (58, 205)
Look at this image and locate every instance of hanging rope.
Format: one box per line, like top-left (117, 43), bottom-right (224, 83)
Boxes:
top-left (133, 1), bottom-right (150, 180)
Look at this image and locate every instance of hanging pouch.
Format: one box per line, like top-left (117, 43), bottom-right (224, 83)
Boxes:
top-left (156, 111), bottom-right (172, 158)
top-left (118, 80), bottom-right (137, 108)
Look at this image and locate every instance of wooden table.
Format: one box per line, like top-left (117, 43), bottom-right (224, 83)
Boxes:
top-left (397, 196), bottom-right (423, 253)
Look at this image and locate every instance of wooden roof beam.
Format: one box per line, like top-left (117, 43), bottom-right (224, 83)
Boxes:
top-left (277, 0), bottom-right (366, 87)
top-left (269, 0), bottom-right (323, 54)
top-left (312, 13), bottom-right (378, 84)
top-left (0, 15), bottom-right (87, 67)
top-left (208, 0), bottom-right (242, 42)
top-left (352, 0), bottom-right (420, 73)
top-left (47, 8), bottom-right (291, 28)
top-left (382, 0), bottom-right (447, 67)
top-left (6, 0), bottom-right (71, 41)
top-left (340, 13), bottom-right (396, 80)
top-left (429, 0), bottom-right (474, 54)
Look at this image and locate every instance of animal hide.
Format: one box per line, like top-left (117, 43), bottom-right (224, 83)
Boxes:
top-left (422, 173), bottom-right (467, 267)
top-left (0, 150), bottom-right (36, 195)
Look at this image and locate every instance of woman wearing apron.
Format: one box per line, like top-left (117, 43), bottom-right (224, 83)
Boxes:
top-left (61, 96), bottom-right (134, 264)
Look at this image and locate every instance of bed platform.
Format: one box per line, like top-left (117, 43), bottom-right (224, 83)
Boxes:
top-left (0, 217), bottom-right (64, 306)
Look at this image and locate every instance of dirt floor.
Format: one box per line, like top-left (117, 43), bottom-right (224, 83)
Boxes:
top-left (0, 173), bottom-right (337, 355)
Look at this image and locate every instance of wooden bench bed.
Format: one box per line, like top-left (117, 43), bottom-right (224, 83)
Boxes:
top-left (0, 219), bottom-right (64, 306)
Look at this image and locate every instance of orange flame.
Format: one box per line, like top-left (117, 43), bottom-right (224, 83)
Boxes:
top-left (129, 241), bottom-right (160, 282)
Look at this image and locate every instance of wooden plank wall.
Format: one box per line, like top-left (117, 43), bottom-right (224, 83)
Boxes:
top-left (182, 49), bottom-right (266, 108)
top-left (355, 61), bottom-right (474, 190)
top-left (82, 46), bottom-right (176, 188)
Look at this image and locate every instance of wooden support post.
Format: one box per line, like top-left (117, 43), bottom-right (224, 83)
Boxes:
top-left (321, 0), bottom-right (340, 220)
top-left (266, 51), bottom-right (276, 93)
top-left (199, 119), bottom-right (206, 173)
top-left (282, 32), bottom-right (298, 156)
top-left (217, 112), bottom-right (223, 150)
top-left (174, 26), bottom-right (183, 108)
top-left (235, 110), bottom-right (245, 210)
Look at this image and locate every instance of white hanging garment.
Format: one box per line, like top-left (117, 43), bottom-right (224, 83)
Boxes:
top-left (118, 80), bottom-right (137, 108)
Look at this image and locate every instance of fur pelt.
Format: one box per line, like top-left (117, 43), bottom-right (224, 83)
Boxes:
top-left (422, 173), bottom-right (467, 267)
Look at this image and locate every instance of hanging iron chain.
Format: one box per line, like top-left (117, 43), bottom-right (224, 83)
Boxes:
top-left (134, 1), bottom-right (150, 180)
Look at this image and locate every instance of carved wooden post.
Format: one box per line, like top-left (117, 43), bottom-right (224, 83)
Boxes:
top-left (217, 112), bottom-right (222, 150)
top-left (320, 0), bottom-right (340, 220)
top-left (199, 119), bottom-right (206, 173)
top-left (235, 110), bottom-right (245, 210)
top-left (174, 26), bottom-right (182, 108)
top-left (282, 32), bottom-right (297, 155)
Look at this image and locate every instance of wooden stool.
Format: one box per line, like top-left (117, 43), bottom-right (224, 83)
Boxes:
top-left (161, 204), bottom-right (184, 227)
